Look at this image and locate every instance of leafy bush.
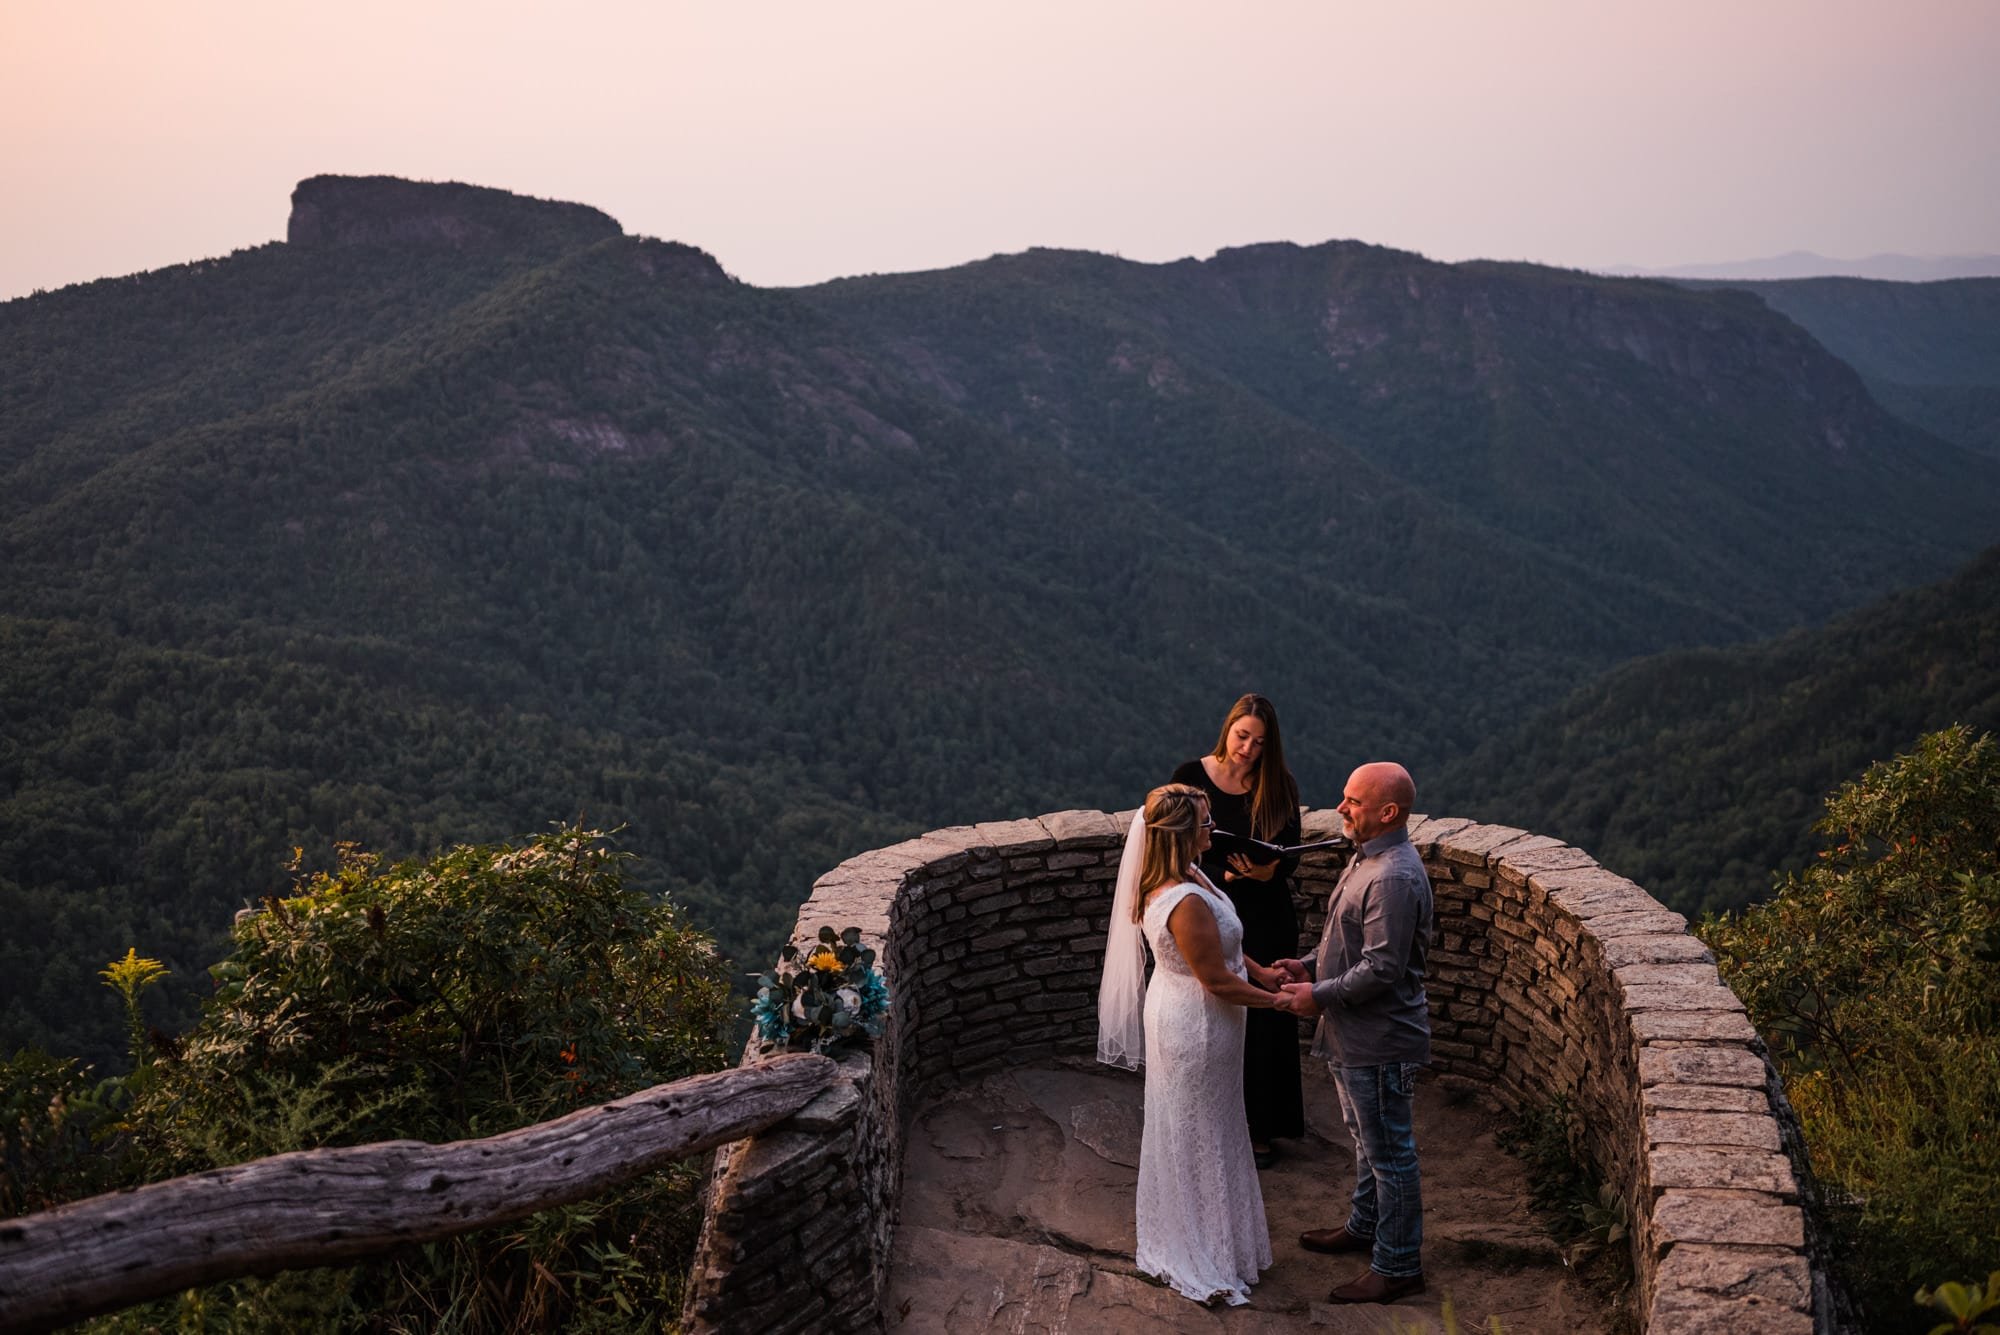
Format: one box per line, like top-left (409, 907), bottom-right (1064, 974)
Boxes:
top-left (0, 1046), bottom-right (135, 1218)
top-left (96, 825), bottom-right (734, 1333)
top-left (1704, 725), bottom-right (2000, 1333)
top-left (1917, 1269), bottom-right (2000, 1334)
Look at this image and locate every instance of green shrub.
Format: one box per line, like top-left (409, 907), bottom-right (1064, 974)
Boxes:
top-left (1705, 726), bottom-right (2000, 1332)
top-left (0, 1046), bottom-right (136, 1217)
top-left (1916, 1269), bottom-right (2000, 1334)
top-left (99, 825), bottom-right (733, 1333)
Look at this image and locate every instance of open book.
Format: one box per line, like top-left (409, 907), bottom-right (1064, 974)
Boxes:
top-left (1211, 829), bottom-right (1353, 860)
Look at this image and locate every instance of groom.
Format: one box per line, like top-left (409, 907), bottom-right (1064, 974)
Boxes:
top-left (1274, 761), bottom-right (1432, 1305)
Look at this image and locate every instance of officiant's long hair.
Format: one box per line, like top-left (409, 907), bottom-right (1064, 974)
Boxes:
top-left (1135, 783), bottom-right (1207, 916)
top-left (1209, 693), bottom-right (1300, 842)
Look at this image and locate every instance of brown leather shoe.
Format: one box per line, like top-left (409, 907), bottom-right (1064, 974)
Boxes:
top-left (1326, 1269), bottom-right (1426, 1304)
top-left (1298, 1225), bottom-right (1373, 1255)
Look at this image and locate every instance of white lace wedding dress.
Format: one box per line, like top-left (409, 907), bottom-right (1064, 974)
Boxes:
top-left (1136, 879), bottom-right (1273, 1305)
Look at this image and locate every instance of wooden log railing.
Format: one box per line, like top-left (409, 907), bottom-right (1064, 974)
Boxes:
top-left (0, 1053), bottom-right (835, 1333)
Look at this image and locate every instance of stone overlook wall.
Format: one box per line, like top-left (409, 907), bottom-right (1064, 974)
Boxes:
top-left (681, 811), bottom-right (1822, 1334)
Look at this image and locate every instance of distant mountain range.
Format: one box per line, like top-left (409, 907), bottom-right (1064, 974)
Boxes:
top-left (4, 175), bottom-right (1996, 1066)
top-left (1680, 275), bottom-right (2000, 459)
top-left (1602, 251), bottom-right (2000, 282)
top-left (1459, 266), bottom-right (2000, 910)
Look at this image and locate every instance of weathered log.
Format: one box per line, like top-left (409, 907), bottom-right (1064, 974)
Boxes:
top-left (0, 1052), bottom-right (836, 1332)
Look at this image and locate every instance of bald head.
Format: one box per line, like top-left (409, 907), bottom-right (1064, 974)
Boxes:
top-left (1354, 762), bottom-right (1415, 812)
top-left (1338, 762), bottom-right (1416, 843)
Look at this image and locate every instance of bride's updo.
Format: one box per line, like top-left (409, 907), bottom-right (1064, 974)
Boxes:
top-left (1136, 782), bottom-right (1207, 913)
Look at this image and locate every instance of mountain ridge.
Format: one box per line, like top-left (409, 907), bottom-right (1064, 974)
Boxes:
top-left (4, 175), bottom-right (1997, 1067)
top-left (805, 237), bottom-right (1997, 630)
top-left (1679, 275), bottom-right (2000, 460)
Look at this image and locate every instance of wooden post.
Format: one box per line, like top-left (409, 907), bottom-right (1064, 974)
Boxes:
top-left (0, 1053), bottom-right (836, 1332)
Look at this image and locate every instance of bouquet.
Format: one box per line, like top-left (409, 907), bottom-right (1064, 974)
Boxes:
top-left (751, 926), bottom-right (890, 1054)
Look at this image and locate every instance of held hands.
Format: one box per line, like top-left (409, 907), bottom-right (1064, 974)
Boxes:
top-left (1269, 959), bottom-right (1317, 1017)
top-left (1274, 982), bottom-right (1319, 1018)
top-left (1248, 956), bottom-right (1306, 991)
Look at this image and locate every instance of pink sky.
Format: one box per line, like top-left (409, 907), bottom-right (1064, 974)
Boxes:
top-left (3, 0), bottom-right (1996, 299)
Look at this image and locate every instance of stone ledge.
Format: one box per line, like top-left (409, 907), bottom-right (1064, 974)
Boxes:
top-left (972, 818), bottom-right (1057, 858)
top-left (1652, 1192), bottom-right (1806, 1251)
top-left (1495, 844), bottom-right (1600, 881)
top-left (1649, 1147), bottom-right (1799, 1198)
top-left (1619, 984), bottom-right (1746, 1014)
top-left (1639, 1046), bottom-right (1768, 1088)
top-left (1529, 865), bottom-right (1648, 898)
top-left (1550, 882), bottom-right (1670, 921)
top-left (1039, 808), bottom-right (1124, 847)
top-left (789, 1075), bottom-right (866, 1133)
top-left (1405, 814), bottom-right (1475, 851)
top-left (1646, 1299), bottom-right (1814, 1335)
top-left (870, 831), bottom-right (981, 876)
top-left (1300, 807), bottom-right (1344, 840)
top-left (1438, 822), bottom-right (1533, 862)
top-left (1651, 1243), bottom-right (1813, 1317)
top-left (686, 810), bottom-right (1821, 1334)
top-left (1590, 909), bottom-right (1693, 938)
top-left (1600, 934), bottom-right (1717, 968)
top-left (1643, 1084), bottom-right (1770, 1114)
top-left (1487, 832), bottom-right (1569, 860)
top-left (1616, 961), bottom-right (1727, 989)
top-left (1631, 1010), bottom-right (1758, 1043)
top-left (1646, 1112), bottom-right (1782, 1152)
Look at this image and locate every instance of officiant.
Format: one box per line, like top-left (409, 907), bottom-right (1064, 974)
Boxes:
top-left (1171, 693), bottom-right (1304, 1166)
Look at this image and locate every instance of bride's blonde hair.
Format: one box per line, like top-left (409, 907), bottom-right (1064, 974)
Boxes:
top-left (1134, 783), bottom-right (1206, 917)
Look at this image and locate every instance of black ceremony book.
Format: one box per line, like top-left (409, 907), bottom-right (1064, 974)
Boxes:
top-left (1211, 829), bottom-right (1353, 860)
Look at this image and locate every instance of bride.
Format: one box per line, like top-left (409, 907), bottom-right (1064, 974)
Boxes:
top-left (1098, 782), bottom-right (1280, 1305)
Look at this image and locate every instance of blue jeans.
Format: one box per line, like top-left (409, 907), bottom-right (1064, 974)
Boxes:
top-left (1332, 1062), bottom-right (1423, 1278)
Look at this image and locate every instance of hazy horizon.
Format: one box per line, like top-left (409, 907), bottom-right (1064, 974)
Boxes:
top-left (5, 0), bottom-right (1998, 302)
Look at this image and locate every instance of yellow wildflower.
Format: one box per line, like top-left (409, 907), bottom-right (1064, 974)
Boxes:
top-left (100, 948), bottom-right (169, 1001)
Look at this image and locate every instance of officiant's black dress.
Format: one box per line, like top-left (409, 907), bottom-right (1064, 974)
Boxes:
top-left (1172, 759), bottom-right (1306, 1145)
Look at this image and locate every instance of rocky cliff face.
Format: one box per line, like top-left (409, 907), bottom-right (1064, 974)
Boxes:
top-left (287, 175), bottom-right (622, 253)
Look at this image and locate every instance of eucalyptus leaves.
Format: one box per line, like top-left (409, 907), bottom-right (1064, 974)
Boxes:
top-left (751, 926), bottom-right (890, 1054)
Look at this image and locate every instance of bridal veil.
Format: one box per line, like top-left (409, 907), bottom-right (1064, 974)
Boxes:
top-left (1095, 809), bottom-right (1148, 1069)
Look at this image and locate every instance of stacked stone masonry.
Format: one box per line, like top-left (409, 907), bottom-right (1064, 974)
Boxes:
top-left (681, 810), bottom-right (1821, 1334)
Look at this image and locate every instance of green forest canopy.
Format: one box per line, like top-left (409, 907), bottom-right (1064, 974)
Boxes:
top-left (5, 177), bottom-right (1998, 1068)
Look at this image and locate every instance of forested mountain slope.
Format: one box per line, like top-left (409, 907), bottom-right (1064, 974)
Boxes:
top-left (0, 614), bottom-right (909, 1063)
top-left (1432, 543), bottom-right (2000, 919)
top-left (4, 176), bottom-right (1996, 1065)
top-left (1688, 274), bottom-right (2000, 458)
top-left (807, 245), bottom-right (1998, 630)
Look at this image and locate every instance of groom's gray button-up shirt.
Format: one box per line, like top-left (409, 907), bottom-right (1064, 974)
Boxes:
top-left (1306, 826), bottom-right (1433, 1067)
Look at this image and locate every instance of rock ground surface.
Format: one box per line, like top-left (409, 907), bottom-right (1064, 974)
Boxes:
top-left (883, 1057), bottom-right (1620, 1334)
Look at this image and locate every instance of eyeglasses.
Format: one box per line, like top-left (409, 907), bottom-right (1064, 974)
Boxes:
top-left (1199, 815), bottom-right (1216, 830)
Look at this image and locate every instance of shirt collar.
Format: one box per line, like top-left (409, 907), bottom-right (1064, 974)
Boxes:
top-left (1358, 826), bottom-right (1412, 859)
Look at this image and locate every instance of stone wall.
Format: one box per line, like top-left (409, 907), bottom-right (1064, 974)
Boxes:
top-left (681, 810), bottom-right (1820, 1334)
top-left (1395, 816), bottom-right (1816, 1334)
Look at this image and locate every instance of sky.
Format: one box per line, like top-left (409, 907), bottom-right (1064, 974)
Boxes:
top-left (3, 0), bottom-right (1998, 300)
